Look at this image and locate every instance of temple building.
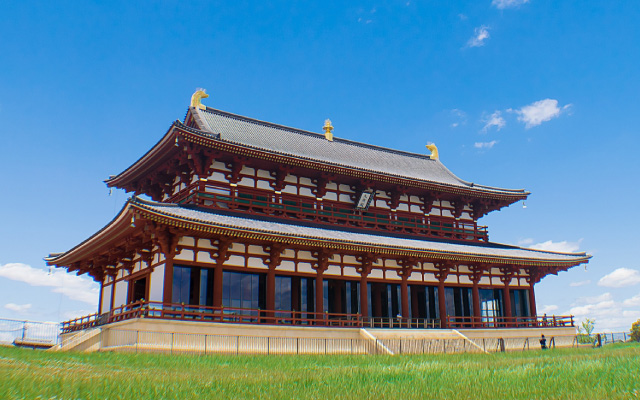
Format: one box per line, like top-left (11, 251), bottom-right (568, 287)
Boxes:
top-left (47, 90), bottom-right (590, 341)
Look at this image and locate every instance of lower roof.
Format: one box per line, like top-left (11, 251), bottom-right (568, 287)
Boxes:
top-left (47, 197), bottom-right (591, 269)
top-left (139, 199), bottom-right (590, 264)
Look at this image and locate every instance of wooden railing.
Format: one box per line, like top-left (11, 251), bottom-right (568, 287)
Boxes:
top-left (168, 182), bottom-right (488, 242)
top-left (445, 315), bottom-right (574, 329)
top-left (62, 302), bottom-right (575, 333)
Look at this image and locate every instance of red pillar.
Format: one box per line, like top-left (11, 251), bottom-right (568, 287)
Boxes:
top-left (438, 281), bottom-right (447, 328)
top-left (315, 272), bottom-right (324, 324)
top-left (110, 278), bottom-right (116, 311)
top-left (529, 284), bottom-right (537, 318)
top-left (401, 278), bottom-right (409, 321)
top-left (503, 285), bottom-right (512, 325)
top-left (162, 260), bottom-right (174, 304)
top-left (212, 263), bottom-right (223, 308)
top-left (98, 280), bottom-right (104, 314)
top-left (360, 274), bottom-right (369, 318)
top-left (472, 283), bottom-right (481, 319)
top-left (266, 268), bottom-right (276, 312)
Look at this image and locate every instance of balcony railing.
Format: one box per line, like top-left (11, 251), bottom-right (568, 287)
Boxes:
top-left (445, 315), bottom-right (575, 329)
top-left (62, 301), bottom-right (574, 333)
top-left (168, 182), bottom-right (488, 242)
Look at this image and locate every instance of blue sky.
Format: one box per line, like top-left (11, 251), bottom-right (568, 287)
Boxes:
top-left (1, 0), bottom-right (639, 332)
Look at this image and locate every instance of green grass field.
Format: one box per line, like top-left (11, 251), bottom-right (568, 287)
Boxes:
top-left (1, 343), bottom-right (639, 399)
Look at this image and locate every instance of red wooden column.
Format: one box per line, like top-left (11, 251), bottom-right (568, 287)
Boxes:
top-left (469, 265), bottom-right (487, 321)
top-left (359, 273), bottom-right (369, 318)
top-left (311, 248), bottom-right (332, 325)
top-left (528, 286), bottom-right (537, 318)
top-left (434, 262), bottom-right (452, 328)
top-left (526, 267), bottom-right (540, 321)
top-left (211, 237), bottom-right (232, 308)
top-left (356, 254), bottom-right (377, 319)
top-left (97, 279), bottom-right (104, 314)
top-left (109, 273), bottom-right (117, 311)
top-left (315, 272), bottom-right (324, 319)
top-left (156, 228), bottom-right (181, 305)
top-left (499, 266), bottom-right (516, 326)
top-left (438, 281), bottom-right (446, 327)
top-left (162, 261), bottom-right (174, 304)
top-left (263, 244), bottom-right (285, 316)
top-left (398, 257), bottom-right (418, 322)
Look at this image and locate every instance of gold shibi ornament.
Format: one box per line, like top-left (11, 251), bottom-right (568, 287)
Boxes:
top-left (191, 88), bottom-right (209, 110)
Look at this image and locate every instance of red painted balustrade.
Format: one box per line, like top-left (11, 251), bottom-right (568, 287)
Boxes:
top-left (168, 182), bottom-right (489, 241)
top-left (61, 301), bottom-right (574, 333)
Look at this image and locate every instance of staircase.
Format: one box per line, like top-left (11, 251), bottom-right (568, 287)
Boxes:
top-left (360, 328), bottom-right (486, 355)
top-left (54, 328), bottom-right (102, 352)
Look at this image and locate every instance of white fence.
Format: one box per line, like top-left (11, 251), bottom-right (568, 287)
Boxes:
top-left (0, 318), bottom-right (61, 347)
top-left (65, 328), bottom-right (579, 355)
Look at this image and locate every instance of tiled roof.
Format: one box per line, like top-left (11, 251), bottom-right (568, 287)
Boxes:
top-left (135, 198), bottom-right (589, 265)
top-left (190, 107), bottom-right (527, 196)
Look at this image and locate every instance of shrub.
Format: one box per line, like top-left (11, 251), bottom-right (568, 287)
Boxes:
top-left (577, 318), bottom-right (595, 344)
top-left (631, 319), bottom-right (640, 342)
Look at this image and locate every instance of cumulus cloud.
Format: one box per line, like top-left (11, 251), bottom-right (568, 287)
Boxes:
top-left (598, 268), bottom-right (640, 288)
top-left (474, 141), bottom-right (498, 149)
top-left (0, 263), bottom-right (99, 306)
top-left (481, 111), bottom-right (506, 132)
top-left (4, 303), bottom-right (32, 313)
top-left (568, 291), bottom-right (640, 332)
top-left (538, 304), bottom-right (558, 314)
top-left (492, 0), bottom-right (530, 9)
top-left (529, 239), bottom-right (582, 253)
top-left (569, 280), bottom-right (591, 287)
top-left (574, 292), bottom-right (613, 305)
top-left (467, 26), bottom-right (490, 47)
top-left (623, 293), bottom-right (640, 307)
top-left (511, 99), bottom-right (571, 128)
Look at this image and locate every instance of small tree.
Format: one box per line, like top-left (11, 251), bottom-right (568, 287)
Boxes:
top-left (631, 319), bottom-right (640, 342)
top-left (577, 318), bottom-right (596, 344)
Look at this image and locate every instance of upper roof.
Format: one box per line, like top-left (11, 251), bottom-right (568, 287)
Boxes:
top-left (47, 197), bottom-right (590, 269)
top-left (189, 107), bottom-right (528, 197)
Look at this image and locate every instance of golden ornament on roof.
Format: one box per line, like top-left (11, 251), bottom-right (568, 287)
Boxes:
top-left (190, 88), bottom-right (209, 110)
top-left (426, 143), bottom-right (439, 160)
top-left (323, 119), bottom-right (334, 141)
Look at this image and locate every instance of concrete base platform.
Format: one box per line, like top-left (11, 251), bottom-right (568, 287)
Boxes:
top-left (58, 318), bottom-right (577, 355)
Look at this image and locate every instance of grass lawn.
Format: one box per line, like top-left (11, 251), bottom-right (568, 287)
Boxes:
top-left (1, 343), bottom-right (639, 399)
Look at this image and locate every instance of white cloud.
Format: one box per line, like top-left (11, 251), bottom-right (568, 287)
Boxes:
top-left (529, 239), bottom-right (582, 253)
top-left (474, 141), bottom-right (498, 149)
top-left (574, 292), bottom-right (612, 306)
top-left (511, 99), bottom-right (571, 128)
top-left (538, 304), bottom-right (558, 314)
top-left (598, 268), bottom-right (640, 288)
top-left (623, 293), bottom-right (640, 308)
top-left (467, 26), bottom-right (490, 47)
top-left (4, 303), bottom-right (32, 313)
top-left (492, 0), bottom-right (530, 9)
top-left (569, 280), bottom-right (591, 287)
top-left (567, 292), bottom-right (640, 332)
top-left (481, 111), bottom-right (506, 132)
top-left (458, 13), bottom-right (468, 20)
top-left (517, 238), bottom-right (534, 246)
top-left (450, 109), bottom-right (467, 128)
top-left (0, 263), bottom-right (99, 306)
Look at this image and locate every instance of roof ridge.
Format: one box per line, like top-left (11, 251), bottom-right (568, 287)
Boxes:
top-left (199, 107), bottom-right (437, 161)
